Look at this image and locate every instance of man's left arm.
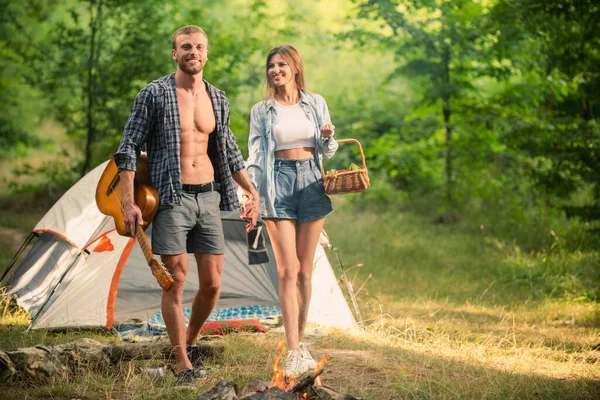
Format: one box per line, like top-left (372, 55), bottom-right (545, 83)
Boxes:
top-left (223, 102), bottom-right (259, 230)
top-left (229, 136), bottom-right (259, 231)
top-left (224, 124), bottom-right (258, 195)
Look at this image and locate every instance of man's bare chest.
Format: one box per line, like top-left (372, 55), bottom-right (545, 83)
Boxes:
top-left (177, 90), bottom-right (216, 134)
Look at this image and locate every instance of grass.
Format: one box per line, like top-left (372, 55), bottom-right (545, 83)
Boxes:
top-left (1, 196), bottom-right (599, 399)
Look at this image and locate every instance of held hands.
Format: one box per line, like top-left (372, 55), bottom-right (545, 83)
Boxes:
top-left (320, 122), bottom-right (335, 138)
top-left (240, 191), bottom-right (260, 232)
top-left (122, 202), bottom-right (143, 237)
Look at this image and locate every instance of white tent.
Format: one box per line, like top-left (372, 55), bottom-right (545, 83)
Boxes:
top-left (1, 161), bottom-right (357, 332)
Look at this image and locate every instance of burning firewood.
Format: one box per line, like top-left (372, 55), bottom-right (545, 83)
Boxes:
top-left (238, 386), bottom-right (296, 399)
top-left (290, 368), bottom-right (324, 394)
top-left (200, 374), bottom-right (360, 400)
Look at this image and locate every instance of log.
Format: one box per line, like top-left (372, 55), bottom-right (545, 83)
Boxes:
top-left (239, 387), bottom-right (296, 400)
top-left (2, 338), bottom-right (111, 384)
top-left (0, 351), bottom-right (17, 382)
top-left (1, 338), bottom-right (224, 384)
top-left (305, 385), bottom-right (360, 400)
top-left (104, 340), bottom-right (224, 363)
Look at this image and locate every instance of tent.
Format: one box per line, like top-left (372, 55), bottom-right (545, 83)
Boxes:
top-left (1, 160), bottom-right (358, 333)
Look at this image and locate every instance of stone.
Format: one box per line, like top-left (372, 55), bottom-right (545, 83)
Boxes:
top-left (197, 380), bottom-right (239, 400)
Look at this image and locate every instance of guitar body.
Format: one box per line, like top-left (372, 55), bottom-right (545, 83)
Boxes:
top-left (95, 155), bottom-right (173, 291)
top-left (96, 156), bottom-right (159, 236)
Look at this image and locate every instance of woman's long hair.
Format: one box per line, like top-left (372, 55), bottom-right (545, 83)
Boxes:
top-left (264, 45), bottom-right (306, 98)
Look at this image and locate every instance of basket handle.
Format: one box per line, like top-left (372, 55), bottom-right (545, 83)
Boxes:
top-left (332, 138), bottom-right (368, 170)
top-left (321, 138), bottom-right (367, 174)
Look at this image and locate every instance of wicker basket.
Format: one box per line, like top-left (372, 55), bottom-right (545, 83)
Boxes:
top-left (322, 138), bottom-right (370, 195)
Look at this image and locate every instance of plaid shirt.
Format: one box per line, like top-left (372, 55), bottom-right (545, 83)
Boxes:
top-left (114, 73), bottom-right (245, 210)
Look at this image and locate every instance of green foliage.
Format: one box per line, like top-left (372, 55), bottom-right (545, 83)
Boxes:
top-left (339, 0), bottom-right (600, 255)
top-left (486, 0), bottom-right (600, 206)
top-left (8, 159), bottom-right (80, 201)
top-left (364, 132), bottom-right (442, 194)
top-left (1, 3), bottom-right (599, 397)
top-left (0, 0), bottom-right (598, 255)
top-left (0, 82), bottom-right (47, 159)
top-left (0, 0), bottom-right (56, 158)
top-left (349, 0), bottom-right (501, 204)
top-left (496, 234), bottom-right (600, 302)
top-left (1, 0), bottom-right (286, 176)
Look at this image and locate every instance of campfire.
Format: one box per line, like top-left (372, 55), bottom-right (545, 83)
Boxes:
top-left (197, 340), bottom-right (359, 400)
top-left (268, 339), bottom-right (327, 391)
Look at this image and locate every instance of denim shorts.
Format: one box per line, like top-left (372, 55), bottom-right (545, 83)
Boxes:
top-left (151, 190), bottom-right (225, 255)
top-left (265, 158), bottom-right (333, 222)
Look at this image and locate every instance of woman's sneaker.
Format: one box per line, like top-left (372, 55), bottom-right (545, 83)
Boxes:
top-left (284, 350), bottom-right (313, 377)
top-left (299, 342), bottom-right (317, 369)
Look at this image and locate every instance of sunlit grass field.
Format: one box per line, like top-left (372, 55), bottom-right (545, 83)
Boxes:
top-left (0, 196), bottom-right (598, 399)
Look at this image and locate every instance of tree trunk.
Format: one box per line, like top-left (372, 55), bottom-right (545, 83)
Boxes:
top-left (442, 44), bottom-right (454, 206)
top-left (81, 0), bottom-right (103, 177)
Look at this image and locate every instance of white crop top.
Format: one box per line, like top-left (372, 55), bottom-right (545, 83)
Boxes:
top-left (273, 101), bottom-right (315, 152)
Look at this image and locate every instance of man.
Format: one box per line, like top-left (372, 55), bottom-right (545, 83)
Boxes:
top-left (114, 25), bottom-right (259, 386)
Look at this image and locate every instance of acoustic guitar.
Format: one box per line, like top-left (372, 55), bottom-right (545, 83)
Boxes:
top-left (95, 155), bottom-right (174, 291)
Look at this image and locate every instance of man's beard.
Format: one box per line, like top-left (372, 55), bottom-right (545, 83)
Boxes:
top-left (178, 58), bottom-right (204, 75)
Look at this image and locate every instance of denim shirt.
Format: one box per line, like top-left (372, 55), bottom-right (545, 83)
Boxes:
top-left (114, 73), bottom-right (245, 210)
top-left (246, 90), bottom-right (339, 217)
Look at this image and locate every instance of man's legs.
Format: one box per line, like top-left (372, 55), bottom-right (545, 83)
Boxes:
top-left (186, 253), bottom-right (224, 344)
top-left (160, 253), bottom-right (192, 373)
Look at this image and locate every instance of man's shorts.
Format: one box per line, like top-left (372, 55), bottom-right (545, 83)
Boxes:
top-left (266, 158), bottom-right (333, 222)
top-left (151, 187), bottom-right (224, 255)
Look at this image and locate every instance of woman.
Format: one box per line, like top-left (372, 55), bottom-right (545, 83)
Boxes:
top-left (246, 44), bottom-right (339, 377)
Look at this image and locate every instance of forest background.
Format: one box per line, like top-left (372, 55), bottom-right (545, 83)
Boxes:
top-left (0, 0), bottom-right (598, 399)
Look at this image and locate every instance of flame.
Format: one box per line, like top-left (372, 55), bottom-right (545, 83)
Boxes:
top-left (314, 355), bottom-right (327, 386)
top-left (269, 339), bottom-right (296, 390)
top-left (268, 342), bottom-right (329, 391)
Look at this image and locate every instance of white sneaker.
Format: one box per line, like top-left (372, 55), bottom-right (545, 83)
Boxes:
top-left (299, 342), bottom-right (317, 369)
top-left (284, 350), bottom-right (312, 377)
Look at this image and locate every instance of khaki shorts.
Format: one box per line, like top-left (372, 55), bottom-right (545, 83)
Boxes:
top-left (151, 190), bottom-right (224, 255)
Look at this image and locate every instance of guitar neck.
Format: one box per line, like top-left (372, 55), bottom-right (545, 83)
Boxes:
top-left (135, 226), bottom-right (155, 264)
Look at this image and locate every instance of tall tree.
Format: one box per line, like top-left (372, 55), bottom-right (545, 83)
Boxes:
top-left (351, 0), bottom-right (492, 206)
top-left (81, 0), bottom-right (104, 175)
top-left (487, 0), bottom-right (600, 215)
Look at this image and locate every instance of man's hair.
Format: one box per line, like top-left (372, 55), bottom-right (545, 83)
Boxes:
top-left (171, 25), bottom-right (208, 49)
top-left (265, 44), bottom-right (306, 96)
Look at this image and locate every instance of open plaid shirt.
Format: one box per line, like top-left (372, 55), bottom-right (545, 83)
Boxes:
top-left (115, 73), bottom-right (245, 210)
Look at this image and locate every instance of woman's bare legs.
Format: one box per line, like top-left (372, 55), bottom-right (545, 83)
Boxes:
top-left (264, 218), bottom-right (301, 352)
top-left (295, 217), bottom-right (326, 342)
